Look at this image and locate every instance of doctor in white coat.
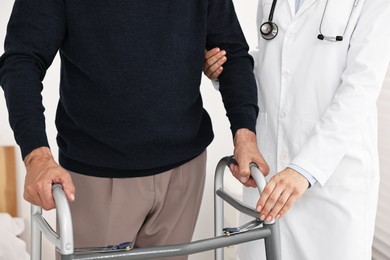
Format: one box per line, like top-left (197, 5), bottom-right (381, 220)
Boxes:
top-left (204, 0), bottom-right (390, 259)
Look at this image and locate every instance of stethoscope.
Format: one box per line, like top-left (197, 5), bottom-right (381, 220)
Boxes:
top-left (260, 0), bottom-right (359, 41)
top-left (260, 0), bottom-right (279, 40)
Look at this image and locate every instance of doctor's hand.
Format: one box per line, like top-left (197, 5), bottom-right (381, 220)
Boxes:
top-left (232, 128), bottom-right (269, 188)
top-left (256, 168), bottom-right (309, 222)
top-left (203, 48), bottom-right (227, 80)
top-left (24, 147), bottom-right (75, 210)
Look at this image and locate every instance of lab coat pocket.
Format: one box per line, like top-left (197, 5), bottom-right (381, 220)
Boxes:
top-left (300, 118), bottom-right (316, 148)
top-left (256, 112), bottom-right (268, 154)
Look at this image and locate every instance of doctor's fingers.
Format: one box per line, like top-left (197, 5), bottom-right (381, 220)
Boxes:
top-left (207, 65), bottom-right (224, 81)
top-left (256, 181), bottom-right (284, 221)
top-left (204, 49), bottom-right (226, 69)
top-left (204, 57), bottom-right (226, 80)
top-left (265, 190), bottom-right (298, 221)
top-left (273, 194), bottom-right (299, 220)
top-left (204, 47), bottom-right (226, 61)
top-left (257, 173), bottom-right (308, 221)
top-left (204, 48), bottom-right (219, 59)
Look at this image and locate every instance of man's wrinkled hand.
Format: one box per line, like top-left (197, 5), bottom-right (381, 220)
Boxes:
top-left (232, 128), bottom-right (269, 188)
top-left (24, 147), bottom-right (75, 210)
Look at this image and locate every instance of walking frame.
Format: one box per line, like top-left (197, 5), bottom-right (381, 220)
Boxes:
top-left (31, 156), bottom-right (281, 260)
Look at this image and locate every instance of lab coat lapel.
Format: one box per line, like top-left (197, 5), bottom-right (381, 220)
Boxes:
top-left (287, 0), bottom-right (296, 17)
top-left (294, 0), bottom-right (319, 18)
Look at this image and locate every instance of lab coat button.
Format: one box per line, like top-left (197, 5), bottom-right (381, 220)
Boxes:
top-left (282, 69), bottom-right (290, 78)
top-left (281, 153), bottom-right (288, 160)
top-left (280, 111), bottom-right (287, 118)
top-left (286, 32), bottom-right (295, 38)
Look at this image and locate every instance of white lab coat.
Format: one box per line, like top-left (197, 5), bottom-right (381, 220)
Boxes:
top-left (238, 0), bottom-right (390, 259)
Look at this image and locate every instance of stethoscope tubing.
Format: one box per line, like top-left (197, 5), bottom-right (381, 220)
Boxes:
top-left (260, 0), bottom-right (278, 40)
top-left (261, 0), bottom-right (359, 42)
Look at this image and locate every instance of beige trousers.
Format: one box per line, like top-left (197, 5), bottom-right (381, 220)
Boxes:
top-left (65, 151), bottom-right (206, 260)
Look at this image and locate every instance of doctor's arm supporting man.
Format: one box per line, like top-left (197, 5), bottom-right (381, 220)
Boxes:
top-left (205, 0), bottom-right (390, 259)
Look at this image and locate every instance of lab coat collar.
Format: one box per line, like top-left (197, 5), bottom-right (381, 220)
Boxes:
top-left (287, 0), bottom-right (319, 19)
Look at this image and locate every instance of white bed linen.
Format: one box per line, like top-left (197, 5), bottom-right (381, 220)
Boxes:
top-left (0, 213), bottom-right (30, 260)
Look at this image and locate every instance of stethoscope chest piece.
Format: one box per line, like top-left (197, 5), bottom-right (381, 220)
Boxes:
top-left (260, 21), bottom-right (278, 40)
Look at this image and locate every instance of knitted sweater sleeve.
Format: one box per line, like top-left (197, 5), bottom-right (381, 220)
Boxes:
top-left (206, 0), bottom-right (259, 136)
top-left (0, 0), bottom-right (66, 158)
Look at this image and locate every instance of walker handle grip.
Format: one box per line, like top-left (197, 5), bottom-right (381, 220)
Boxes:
top-left (226, 156), bottom-right (267, 195)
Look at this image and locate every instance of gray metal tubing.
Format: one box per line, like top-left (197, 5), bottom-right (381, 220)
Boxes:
top-left (214, 157), bottom-right (280, 260)
top-left (52, 184), bottom-right (74, 255)
top-left (214, 157), bottom-right (266, 260)
top-left (30, 184), bottom-right (74, 259)
top-left (31, 212), bottom-right (60, 247)
top-left (31, 205), bottom-right (42, 260)
top-left (71, 227), bottom-right (272, 260)
top-left (215, 189), bottom-right (259, 219)
top-left (34, 158), bottom-right (280, 260)
top-left (250, 165), bottom-right (275, 225)
top-left (214, 157), bottom-right (229, 260)
top-left (264, 223), bottom-right (281, 260)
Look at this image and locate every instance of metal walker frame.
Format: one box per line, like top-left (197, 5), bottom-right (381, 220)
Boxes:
top-left (31, 156), bottom-right (281, 260)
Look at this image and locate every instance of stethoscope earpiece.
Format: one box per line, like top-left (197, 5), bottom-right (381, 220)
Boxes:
top-left (260, 21), bottom-right (278, 40)
top-left (317, 34), bottom-right (343, 42)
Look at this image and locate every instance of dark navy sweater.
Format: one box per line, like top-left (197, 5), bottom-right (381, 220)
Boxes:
top-left (0, 0), bottom-right (258, 177)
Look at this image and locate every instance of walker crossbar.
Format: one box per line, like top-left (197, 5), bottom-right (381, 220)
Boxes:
top-left (68, 228), bottom-right (272, 260)
top-left (215, 189), bottom-right (259, 219)
top-left (30, 156), bottom-right (281, 260)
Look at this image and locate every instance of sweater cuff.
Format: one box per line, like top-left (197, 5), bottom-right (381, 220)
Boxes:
top-left (18, 132), bottom-right (50, 159)
top-left (229, 109), bottom-right (257, 136)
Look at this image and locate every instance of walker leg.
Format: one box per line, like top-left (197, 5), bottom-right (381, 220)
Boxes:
top-left (31, 205), bottom-right (42, 260)
top-left (264, 222), bottom-right (281, 260)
